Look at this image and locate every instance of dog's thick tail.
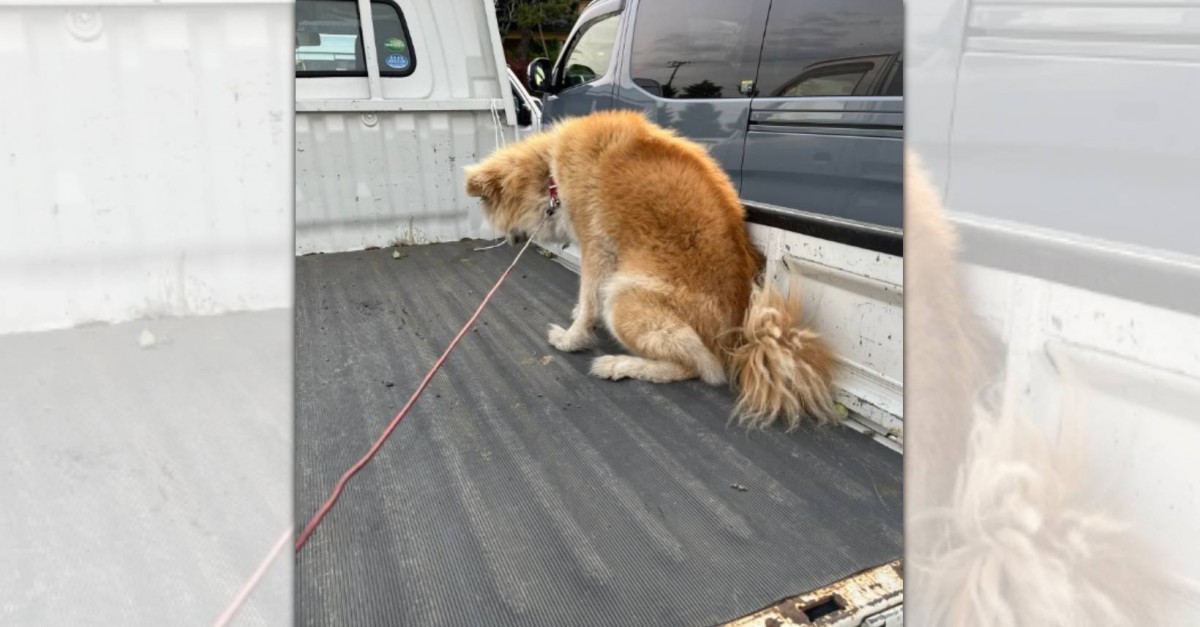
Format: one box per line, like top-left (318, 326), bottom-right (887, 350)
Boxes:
top-left (727, 282), bottom-right (838, 431)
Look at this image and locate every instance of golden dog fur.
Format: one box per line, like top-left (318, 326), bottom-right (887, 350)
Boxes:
top-left (464, 110), bottom-right (836, 429)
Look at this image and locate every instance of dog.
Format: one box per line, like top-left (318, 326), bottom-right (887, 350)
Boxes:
top-left (464, 110), bottom-right (836, 430)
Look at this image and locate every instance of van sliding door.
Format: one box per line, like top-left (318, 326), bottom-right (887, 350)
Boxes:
top-left (614, 0), bottom-right (770, 191)
top-left (741, 0), bottom-right (904, 229)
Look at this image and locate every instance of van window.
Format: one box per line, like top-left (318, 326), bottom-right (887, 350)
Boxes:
top-left (296, 0), bottom-right (366, 76)
top-left (560, 14), bottom-right (620, 88)
top-left (295, 0), bottom-right (415, 78)
top-left (629, 0), bottom-right (770, 99)
top-left (754, 0), bottom-right (903, 98)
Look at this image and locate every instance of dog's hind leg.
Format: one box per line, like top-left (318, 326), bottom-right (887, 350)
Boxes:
top-left (597, 278), bottom-right (727, 386)
top-left (591, 355), bottom-right (694, 382)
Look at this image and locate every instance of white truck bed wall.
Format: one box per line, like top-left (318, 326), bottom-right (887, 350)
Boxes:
top-left (753, 225), bottom-right (904, 437)
top-left (0, 0), bottom-right (294, 335)
top-left (295, 0), bottom-right (517, 254)
top-left (956, 228), bottom-right (1200, 623)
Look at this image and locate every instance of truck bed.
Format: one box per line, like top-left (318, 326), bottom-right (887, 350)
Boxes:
top-left (295, 241), bottom-right (903, 626)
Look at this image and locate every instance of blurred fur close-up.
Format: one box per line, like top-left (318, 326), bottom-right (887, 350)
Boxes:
top-left (905, 152), bottom-right (1196, 625)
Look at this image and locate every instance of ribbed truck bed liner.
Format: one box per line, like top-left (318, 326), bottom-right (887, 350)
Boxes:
top-left (295, 241), bottom-right (903, 626)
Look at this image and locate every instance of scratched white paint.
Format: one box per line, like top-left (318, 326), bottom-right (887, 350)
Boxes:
top-left (0, 0), bottom-right (293, 335)
top-left (295, 0), bottom-right (518, 254)
top-left (750, 224), bottom-right (905, 434)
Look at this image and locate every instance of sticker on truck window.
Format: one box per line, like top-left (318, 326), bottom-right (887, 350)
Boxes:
top-left (384, 53), bottom-right (410, 70)
top-left (383, 38), bottom-right (407, 52)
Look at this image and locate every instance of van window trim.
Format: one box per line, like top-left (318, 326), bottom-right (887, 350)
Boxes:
top-left (552, 11), bottom-right (622, 91)
top-left (773, 60), bottom-right (882, 99)
top-left (877, 53), bottom-right (903, 97)
top-left (744, 200), bottom-right (903, 257)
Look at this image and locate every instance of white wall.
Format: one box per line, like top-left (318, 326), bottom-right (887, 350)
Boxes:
top-left (0, 0), bottom-right (294, 335)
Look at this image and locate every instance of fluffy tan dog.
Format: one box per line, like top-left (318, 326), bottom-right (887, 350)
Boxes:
top-left (464, 111), bottom-right (836, 429)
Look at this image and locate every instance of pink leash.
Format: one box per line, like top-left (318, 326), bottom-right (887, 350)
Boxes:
top-left (213, 220), bottom-right (548, 626)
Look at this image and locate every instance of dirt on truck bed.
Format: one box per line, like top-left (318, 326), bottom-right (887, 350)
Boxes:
top-left (295, 241), bottom-right (903, 627)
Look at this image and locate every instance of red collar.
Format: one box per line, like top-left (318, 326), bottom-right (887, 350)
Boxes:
top-left (546, 177), bottom-right (561, 216)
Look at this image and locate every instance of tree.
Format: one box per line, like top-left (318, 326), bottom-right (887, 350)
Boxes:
top-left (682, 80), bottom-right (723, 99)
top-left (495, 0), bottom-right (576, 63)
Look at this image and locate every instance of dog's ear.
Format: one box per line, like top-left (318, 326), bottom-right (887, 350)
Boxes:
top-left (464, 164), bottom-right (500, 199)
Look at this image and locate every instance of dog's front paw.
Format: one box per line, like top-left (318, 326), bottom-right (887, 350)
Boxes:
top-left (548, 323), bottom-right (569, 347)
top-left (548, 323), bottom-right (594, 352)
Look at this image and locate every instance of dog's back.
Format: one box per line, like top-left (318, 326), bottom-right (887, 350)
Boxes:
top-left (550, 111), bottom-right (760, 338)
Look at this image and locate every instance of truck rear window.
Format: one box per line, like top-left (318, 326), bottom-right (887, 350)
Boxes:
top-left (372, 1), bottom-right (416, 77)
top-left (296, 0), bottom-right (366, 76)
top-left (295, 0), bottom-right (415, 78)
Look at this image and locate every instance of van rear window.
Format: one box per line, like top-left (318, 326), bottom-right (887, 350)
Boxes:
top-left (629, 0), bottom-right (770, 99)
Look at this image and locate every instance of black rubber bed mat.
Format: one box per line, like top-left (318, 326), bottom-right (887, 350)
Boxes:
top-left (295, 241), bottom-right (903, 627)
